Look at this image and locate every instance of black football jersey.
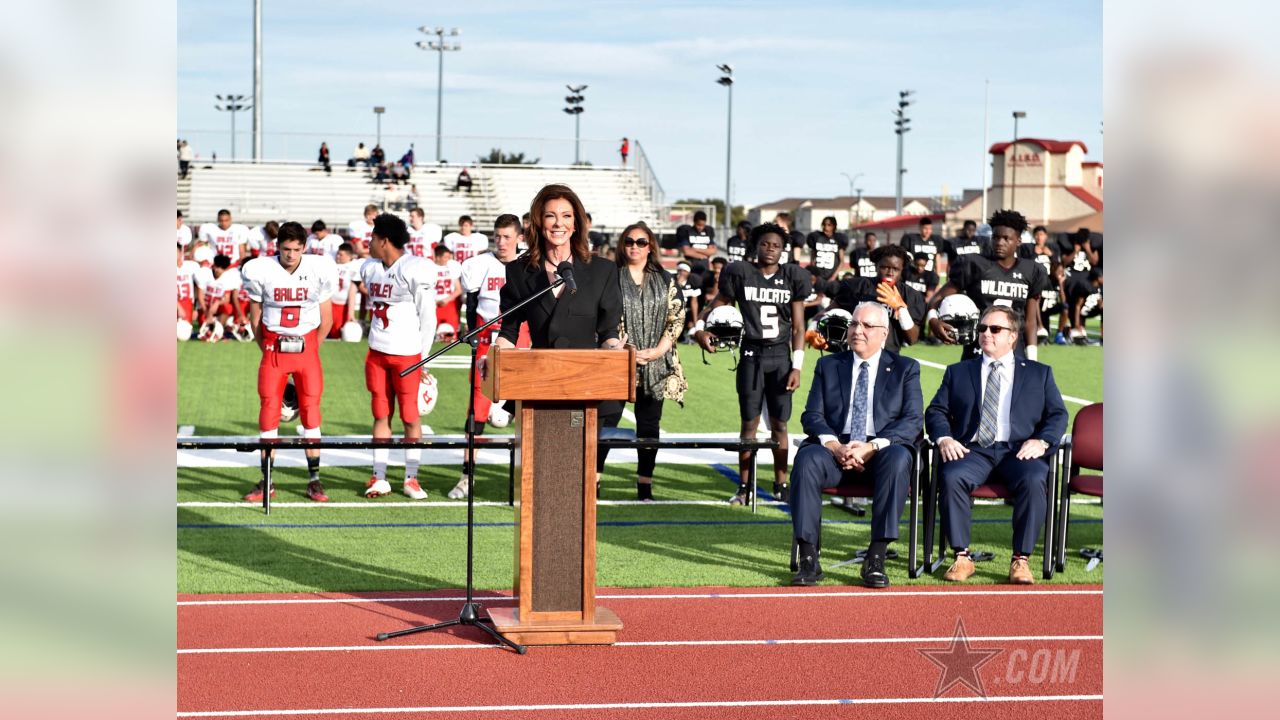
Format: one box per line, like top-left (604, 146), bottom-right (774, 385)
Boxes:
top-left (902, 267), bottom-right (939, 296)
top-left (850, 247), bottom-right (878, 278)
top-left (1064, 272), bottom-right (1103, 318)
top-left (949, 255), bottom-right (1049, 318)
top-left (1018, 242), bottom-right (1061, 278)
top-left (719, 261), bottom-right (812, 345)
top-left (822, 275), bottom-right (925, 353)
top-left (943, 236), bottom-right (990, 269)
top-left (726, 235), bottom-right (750, 263)
top-left (900, 233), bottom-right (941, 272)
top-left (805, 231), bottom-right (846, 280)
top-left (677, 224), bottom-right (715, 253)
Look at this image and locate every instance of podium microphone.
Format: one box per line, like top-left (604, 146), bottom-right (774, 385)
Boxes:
top-left (556, 261), bottom-right (577, 294)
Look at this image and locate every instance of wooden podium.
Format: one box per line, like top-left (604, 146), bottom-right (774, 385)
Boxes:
top-left (482, 346), bottom-right (635, 645)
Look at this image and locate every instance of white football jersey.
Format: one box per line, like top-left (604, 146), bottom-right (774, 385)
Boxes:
top-left (247, 226), bottom-right (277, 257)
top-left (198, 223), bottom-right (250, 265)
top-left (176, 260), bottom-right (200, 303)
top-left (443, 231), bottom-right (488, 264)
top-left (433, 259), bottom-right (462, 300)
top-left (177, 223), bottom-right (192, 248)
top-left (194, 267), bottom-right (243, 306)
top-left (241, 255), bottom-right (336, 335)
top-left (333, 261), bottom-right (362, 305)
top-left (306, 232), bottom-right (344, 259)
top-left (358, 254), bottom-right (437, 357)
top-left (407, 223), bottom-right (443, 259)
top-left (193, 244), bottom-right (214, 267)
top-left (459, 252), bottom-right (507, 320)
top-left (348, 219), bottom-right (374, 255)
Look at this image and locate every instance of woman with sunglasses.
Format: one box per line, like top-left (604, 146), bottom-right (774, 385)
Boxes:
top-left (596, 222), bottom-right (688, 500)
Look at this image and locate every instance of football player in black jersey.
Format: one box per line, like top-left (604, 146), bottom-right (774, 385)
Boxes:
top-left (773, 212), bottom-right (806, 264)
top-left (805, 215), bottom-right (847, 285)
top-left (696, 224), bottom-right (812, 504)
top-left (1063, 227), bottom-right (1100, 279)
top-left (674, 262), bottom-right (701, 341)
top-left (899, 216), bottom-right (940, 273)
top-left (902, 252), bottom-right (939, 305)
top-left (850, 231), bottom-right (879, 278)
top-left (676, 210), bottom-right (718, 277)
top-left (727, 220), bottom-right (752, 263)
top-left (820, 244), bottom-right (923, 352)
top-left (1065, 266), bottom-right (1103, 344)
top-left (942, 220), bottom-right (989, 271)
top-left (1040, 260), bottom-right (1069, 344)
top-left (1019, 224), bottom-right (1061, 277)
top-left (928, 209), bottom-right (1049, 360)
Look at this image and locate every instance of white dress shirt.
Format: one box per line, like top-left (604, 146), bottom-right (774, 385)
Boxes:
top-left (972, 351), bottom-right (1015, 443)
top-left (819, 350), bottom-right (889, 449)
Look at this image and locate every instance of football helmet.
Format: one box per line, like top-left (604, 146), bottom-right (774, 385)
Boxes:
top-left (418, 371), bottom-right (439, 416)
top-left (340, 321), bottom-right (363, 342)
top-left (232, 322), bottom-right (254, 342)
top-left (704, 305), bottom-right (744, 350)
top-left (176, 319), bottom-right (193, 342)
top-left (280, 379), bottom-right (299, 423)
top-left (436, 322), bottom-right (457, 343)
top-left (816, 308), bottom-right (853, 353)
top-left (488, 402), bottom-right (512, 428)
top-left (938, 294), bottom-right (981, 345)
top-left (198, 319), bottom-right (225, 342)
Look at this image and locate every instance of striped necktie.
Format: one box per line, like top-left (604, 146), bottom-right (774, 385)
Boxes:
top-left (848, 361), bottom-right (870, 441)
top-left (976, 361), bottom-right (1002, 447)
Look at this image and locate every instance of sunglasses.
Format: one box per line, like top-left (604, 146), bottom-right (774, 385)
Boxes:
top-left (975, 323), bottom-right (1013, 335)
top-left (623, 238), bottom-right (650, 247)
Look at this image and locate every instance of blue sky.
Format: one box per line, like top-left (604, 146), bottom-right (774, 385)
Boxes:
top-left (178, 0), bottom-right (1102, 207)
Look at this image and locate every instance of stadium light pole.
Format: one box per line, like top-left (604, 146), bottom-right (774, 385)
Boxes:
top-left (1010, 110), bottom-right (1026, 212)
top-left (854, 187), bottom-right (864, 226)
top-left (563, 85), bottom-right (587, 164)
top-left (717, 64), bottom-right (734, 239)
top-left (841, 171), bottom-right (862, 217)
top-left (215, 94), bottom-right (252, 161)
top-left (374, 106), bottom-right (385, 148)
top-left (252, 0), bottom-right (262, 161)
top-left (894, 90), bottom-right (913, 215)
top-left (417, 26), bottom-right (461, 162)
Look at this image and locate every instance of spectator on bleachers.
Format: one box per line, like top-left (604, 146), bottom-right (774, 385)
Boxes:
top-left (178, 139), bottom-right (193, 179)
top-left (350, 142), bottom-right (371, 167)
top-left (619, 137), bottom-right (629, 167)
top-left (370, 145), bottom-right (386, 165)
top-left (317, 142), bottom-right (331, 173)
top-left (399, 144), bottom-right (415, 168)
top-left (390, 162), bottom-right (409, 185)
top-left (455, 167), bottom-right (473, 193)
top-left (404, 184), bottom-right (419, 210)
top-left (373, 162), bottom-right (390, 183)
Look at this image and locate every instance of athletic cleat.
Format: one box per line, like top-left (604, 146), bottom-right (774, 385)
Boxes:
top-left (1053, 332), bottom-right (1069, 345)
top-left (447, 475), bottom-right (470, 500)
top-left (306, 480), bottom-right (329, 502)
top-left (365, 476), bottom-right (392, 498)
top-left (773, 481), bottom-right (790, 503)
top-left (729, 486), bottom-right (752, 505)
top-left (243, 483), bottom-right (277, 502)
top-left (403, 477), bottom-right (428, 500)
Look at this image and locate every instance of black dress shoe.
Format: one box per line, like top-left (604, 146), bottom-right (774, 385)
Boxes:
top-left (791, 555), bottom-right (825, 586)
top-left (773, 481), bottom-right (790, 503)
top-left (861, 551), bottom-right (890, 588)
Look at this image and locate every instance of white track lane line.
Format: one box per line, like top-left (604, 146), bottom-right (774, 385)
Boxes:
top-left (176, 694), bottom-right (1103, 717)
top-left (179, 634), bottom-right (1102, 655)
top-left (178, 588), bottom-right (1101, 606)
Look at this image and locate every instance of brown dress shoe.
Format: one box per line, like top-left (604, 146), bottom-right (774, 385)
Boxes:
top-left (1009, 557), bottom-right (1035, 585)
top-left (943, 554), bottom-right (976, 582)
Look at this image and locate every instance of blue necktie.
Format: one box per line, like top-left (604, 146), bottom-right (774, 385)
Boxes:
top-left (848, 360), bottom-right (869, 440)
top-left (977, 361), bottom-right (1002, 447)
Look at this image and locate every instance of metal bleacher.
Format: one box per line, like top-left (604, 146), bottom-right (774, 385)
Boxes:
top-left (183, 161), bottom-right (665, 235)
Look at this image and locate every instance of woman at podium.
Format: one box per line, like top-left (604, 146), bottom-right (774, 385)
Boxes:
top-left (496, 184), bottom-right (623, 351)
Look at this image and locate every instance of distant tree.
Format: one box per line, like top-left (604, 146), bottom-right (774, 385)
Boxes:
top-left (476, 148), bottom-right (540, 165)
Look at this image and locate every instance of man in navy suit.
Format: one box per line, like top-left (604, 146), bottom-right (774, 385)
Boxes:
top-left (926, 306), bottom-right (1068, 584)
top-left (790, 302), bottom-right (923, 587)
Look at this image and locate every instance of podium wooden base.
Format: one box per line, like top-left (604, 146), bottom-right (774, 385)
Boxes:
top-left (487, 606), bottom-right (622, 646)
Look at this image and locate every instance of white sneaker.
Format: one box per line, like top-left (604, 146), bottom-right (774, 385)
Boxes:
top-left (403, 477), bottom-right (428, 500)
top-left (447, 475), bottom-right (470, 500)
top-left (365, 477), bottom-right (392, 498)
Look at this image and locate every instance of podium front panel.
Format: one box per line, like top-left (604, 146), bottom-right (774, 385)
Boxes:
top-left (528, 404), bottom-right (585, 613)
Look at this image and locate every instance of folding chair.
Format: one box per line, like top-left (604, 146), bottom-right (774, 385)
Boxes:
top-left (922, 438), bottom-right (1060, 580)
top-left (1055, 402), bottom-right (1103, 572)
top-left (790, 438), bottom-right (928, 579)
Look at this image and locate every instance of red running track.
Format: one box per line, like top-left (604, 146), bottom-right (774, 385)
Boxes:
top-left (178, 585), bottom-right (1103, 719)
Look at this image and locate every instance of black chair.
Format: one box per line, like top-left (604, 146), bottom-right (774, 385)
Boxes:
top-left (922, 437), bottom-right (1060, 580)
top-left (1054, 403), bottom-right (1103, 572)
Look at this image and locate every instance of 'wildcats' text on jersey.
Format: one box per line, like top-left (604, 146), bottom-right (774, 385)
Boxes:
top-left (718, 261), bottom-right (812, 345)
top-left (899, 234), bottom-right (940, 273)
top-left (949, 255), bottom-right (1049, 317)
top-left (241, 254), bottom-right (337, 335)
top-left (805, 231), bottom-right (846, 280)
top-left (358, 254), bottom-right (438, 357)
top-left (459, 252), bottom-right (508, 321)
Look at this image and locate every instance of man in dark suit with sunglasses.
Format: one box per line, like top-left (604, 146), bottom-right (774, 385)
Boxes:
top-left (926, 305), bottom-right (1068, 585)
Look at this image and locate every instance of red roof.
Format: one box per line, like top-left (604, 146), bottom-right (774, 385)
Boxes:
top-left (854, 213), bottom-right (944, 231)
top-left (989, 138), bottom-right (1088, 154)
top-left (1082, 161), bottom-right (1103, 168)
top-left (1065, 186), bottom-right (1104, 212)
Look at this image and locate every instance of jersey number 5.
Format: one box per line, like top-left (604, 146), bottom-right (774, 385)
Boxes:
top-left (280, 306), bottom-right (301, 328)
top-left (760, 305), bottom-right (779, 340)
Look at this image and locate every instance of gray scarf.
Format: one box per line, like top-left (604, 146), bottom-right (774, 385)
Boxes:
top-left (620, 267), bottom-right (673, 399)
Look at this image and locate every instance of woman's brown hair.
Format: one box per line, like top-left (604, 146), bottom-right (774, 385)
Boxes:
top-left (524, 183), bottom-right (593, 267)
top-left (615, 221), bottom-right (664, 275)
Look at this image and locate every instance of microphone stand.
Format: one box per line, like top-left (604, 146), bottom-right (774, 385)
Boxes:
top-left (374, 275), bottom-right (567, 653)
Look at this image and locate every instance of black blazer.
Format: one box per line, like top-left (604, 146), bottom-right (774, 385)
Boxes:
top-left (498, 253), bottom-right (622, 349)
top-left (925, 356), bottom-right (1068, 450)
top-left (800, 350), bottom-right (923, 446)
